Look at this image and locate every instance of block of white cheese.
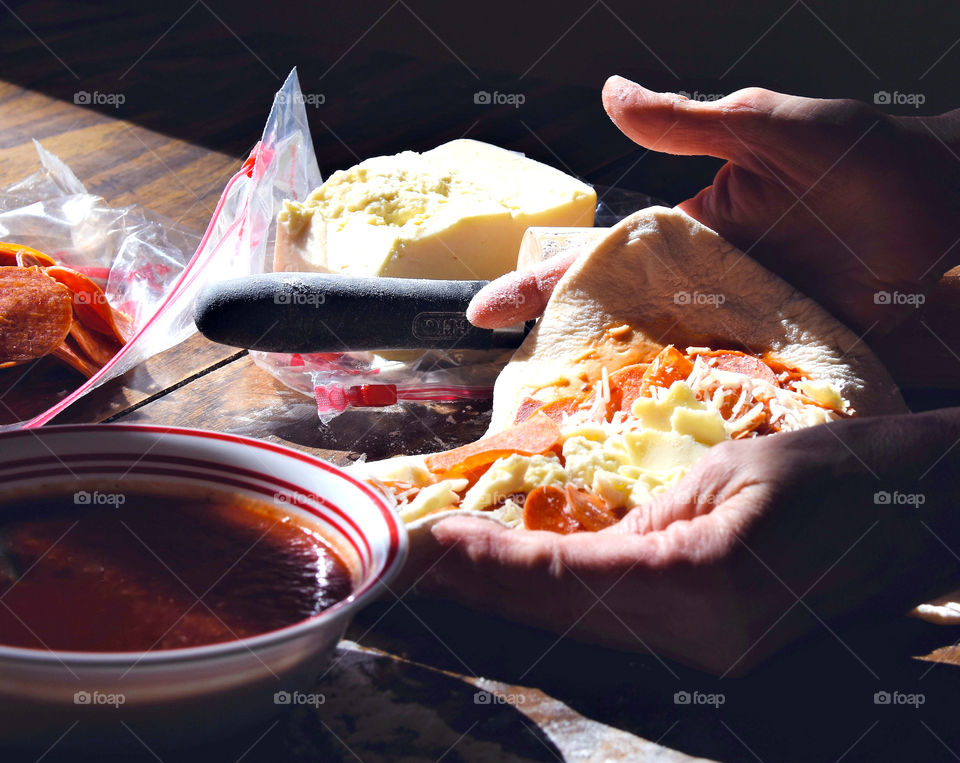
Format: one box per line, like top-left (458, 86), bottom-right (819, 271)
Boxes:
top-left (273, 139), bottom-right (596, 280)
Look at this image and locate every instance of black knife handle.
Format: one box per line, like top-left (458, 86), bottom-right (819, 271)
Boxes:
top-left (194, 273), bottom-right (524, 352)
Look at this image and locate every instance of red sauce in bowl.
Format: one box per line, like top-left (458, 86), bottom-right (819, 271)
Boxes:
top-left (0, 487), bottom-right (353, 652)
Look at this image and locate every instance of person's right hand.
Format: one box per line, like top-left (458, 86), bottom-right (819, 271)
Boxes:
top-left (468, 78), bottom-right (960, 336)
top-left (424, 409), bottom-right (960, 674)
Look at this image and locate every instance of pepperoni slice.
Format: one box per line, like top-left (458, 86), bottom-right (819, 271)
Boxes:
top-left (425, 412), bottom-right (561, 478)
top-left (516, 395), bottom-right (587, 425)
top-left (457, 461), bottom-right (495, 490)
top-left (608, 363), bottom-right (650, 413)
top-left (640, 345), bottom-right (694, 395)
top-left (698, 350), bottom-right (779, 386)
top-left (0, 268), bottom-right (72, 364)
top-left (43, 266), bottom-right (130, 344)
top-left (533, 396), bottom-right (585, 423)
top-left (564, 485), bottom-right (620, 531)
top-left (513, 396), bottom-right (544, 424)
top-left (0, 242), bottom-right (57, 268)
top-left (51, 337), bottom-right (100, 378)
top-left (68, 318), bottom-right (123, 368)
top-left (523, 485), bottom-right (580, 533)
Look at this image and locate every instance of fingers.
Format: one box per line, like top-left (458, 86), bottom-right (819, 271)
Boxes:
top-left (422, 513), bottom-right (742, 663)
top-left (674, 179), bottom-right (720, 229)
top-left (469, 79), bottom-right (805, 331)
top-left (673, 162), bottom-right (774, 247)
top-left (609, 489), bottom-right (702, 536)
top-left (608, 443), bottom-right (750, 536)
top-left (424, 515), bottom-right (667, 629)
top-left (601, 76), bottom-right (789, 170)
top-left (608, 473), bottom-right (721, 537)
top-left (466, 250), bottom-right (579, 329)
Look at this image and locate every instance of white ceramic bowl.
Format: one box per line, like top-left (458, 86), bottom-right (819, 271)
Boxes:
top-left (0, 424), bottom-right (407, 752)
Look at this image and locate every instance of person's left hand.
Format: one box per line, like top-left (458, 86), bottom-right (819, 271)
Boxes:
top-left (467, 79), bottom-right (960, 338)
top-left (421, 411), bottom-right (960, 674)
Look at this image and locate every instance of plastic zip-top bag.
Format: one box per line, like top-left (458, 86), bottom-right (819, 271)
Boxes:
top-left (1, 70), bottom-right (318, 429)
top-left (1, 142), bottom-right (206, 429)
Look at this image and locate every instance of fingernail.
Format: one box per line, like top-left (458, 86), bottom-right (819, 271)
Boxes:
top-left (603, 75), bottom-right (642, 102)
top-left (606, 74), bottom-right (640, 88)
top-left (605, 76), bottom-right (691, 104)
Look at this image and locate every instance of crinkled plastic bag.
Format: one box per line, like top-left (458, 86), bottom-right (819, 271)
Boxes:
top-left (2, 70), bottom-right (320, 429)
top-left (1, 143), bottom-right (203, 428)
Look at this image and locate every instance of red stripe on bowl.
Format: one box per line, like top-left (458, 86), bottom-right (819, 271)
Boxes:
top-left (0, 452), bottom-right (372, 562)
top-left (0, 425), bottom-right (403, 588)
top-left (0, 463), bottom-right (370, 574)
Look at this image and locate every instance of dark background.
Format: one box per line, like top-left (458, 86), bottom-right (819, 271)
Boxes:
top-left (1, 0), bottom-right (956, 204)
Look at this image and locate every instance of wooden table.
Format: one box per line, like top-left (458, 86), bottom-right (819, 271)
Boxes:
top-left (3, 82), bottom-right (960, 763)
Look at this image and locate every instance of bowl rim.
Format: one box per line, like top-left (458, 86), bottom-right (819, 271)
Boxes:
top-left (0, 423), bottom-right (408, 666)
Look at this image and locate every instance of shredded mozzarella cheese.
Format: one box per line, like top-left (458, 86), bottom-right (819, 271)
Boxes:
top-left (378, 347), bottom-right (848, 522)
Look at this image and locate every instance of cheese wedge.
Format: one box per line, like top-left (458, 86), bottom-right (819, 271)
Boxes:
top-left (273, 139), bottom-right (596, 280)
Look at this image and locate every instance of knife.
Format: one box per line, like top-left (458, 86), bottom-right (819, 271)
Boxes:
top-left (194, 273), bottom-right (529, 352)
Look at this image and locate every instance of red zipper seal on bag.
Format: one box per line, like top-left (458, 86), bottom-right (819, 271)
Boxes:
top-left (314, 383), bottom-right (494, 413)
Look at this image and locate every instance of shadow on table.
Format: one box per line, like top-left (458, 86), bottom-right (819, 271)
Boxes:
top-left (222, 395), bottom-right (494, 462)
top-left (352, 595), bottom-right (960, 763)
top-left (311, 401), bottom-right (494, 460)
top-left (0, 643), bottom-right (560, 763)
top-left (0, 358), bottom-right (86, 426)
top-left (7, 601), bottom-right (958, 762)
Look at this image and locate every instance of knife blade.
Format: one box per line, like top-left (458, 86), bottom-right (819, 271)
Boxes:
top-left (194, 273), bottom-right (529, 352)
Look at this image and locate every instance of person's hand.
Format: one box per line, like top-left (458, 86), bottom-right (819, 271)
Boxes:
top-left (467, 78), bottom-right (960, 335)
top-left (422, 410), bottom-right (960, 674)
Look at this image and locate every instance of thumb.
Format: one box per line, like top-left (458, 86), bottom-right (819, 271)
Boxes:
top-left (606, 479), bottom-right (712, 535)
top-left (466, 249), bottom-right (580, 329)
top-left (601, 76), bottom-right (786, 169)
top-left (606, 451), bottom-right (740, 535)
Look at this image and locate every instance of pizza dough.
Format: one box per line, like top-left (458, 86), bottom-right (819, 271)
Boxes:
top-left (487, 206), bottom-right (906, 432)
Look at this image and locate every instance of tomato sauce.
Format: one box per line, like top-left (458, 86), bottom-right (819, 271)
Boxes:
top-left (0, 488), bottom-right (353, 652)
